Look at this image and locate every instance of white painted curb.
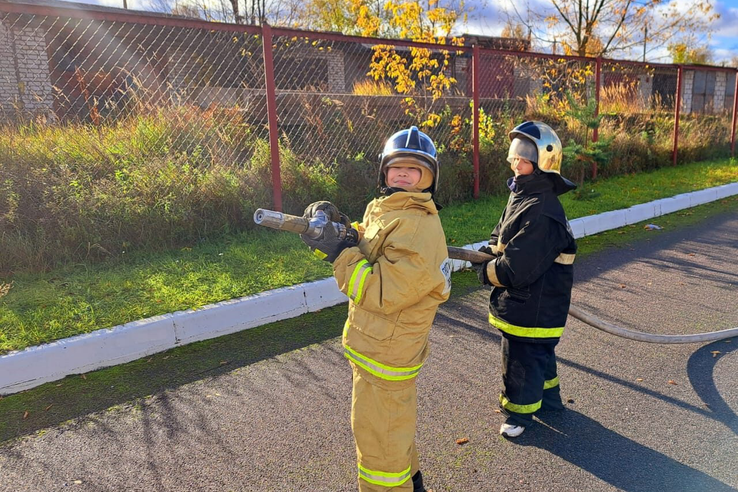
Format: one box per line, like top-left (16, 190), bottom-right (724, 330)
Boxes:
top-left (2, 182), bottom-right (737, 394)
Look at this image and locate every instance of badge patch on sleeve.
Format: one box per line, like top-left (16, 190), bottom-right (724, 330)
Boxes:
top-left (440, 258), bottom-right (452, 295)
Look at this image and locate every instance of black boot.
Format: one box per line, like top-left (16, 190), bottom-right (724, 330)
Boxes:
top-left (412, 471), bottom-right (426, 492)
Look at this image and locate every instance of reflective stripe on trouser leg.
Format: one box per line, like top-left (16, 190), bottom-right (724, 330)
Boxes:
top-left (542, 350), bottom-right (564, 410)
top-left (351, 363), bottom-right (416, 491)
top-left (499, 338), bottom-right (555, 426)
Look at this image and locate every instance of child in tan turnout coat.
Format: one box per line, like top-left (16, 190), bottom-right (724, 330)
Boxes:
top-left (301, 126), bottom-right (452, 491)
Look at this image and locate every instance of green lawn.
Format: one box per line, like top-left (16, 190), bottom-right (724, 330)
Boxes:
top-left (1, 191), bottom-right (738, 443)
top-left (1, 158), bottom-right (737, 354)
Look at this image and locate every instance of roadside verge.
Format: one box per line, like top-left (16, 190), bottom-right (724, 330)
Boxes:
top-left (2, 183), bottom-right (737, 395)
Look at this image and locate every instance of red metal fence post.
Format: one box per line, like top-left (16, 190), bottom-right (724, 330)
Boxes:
top-left (261, 23), bottom-right (283, 211)
top-left (472, 44), bottom-right (480, 199)
top-left (593, 57), bottom-right (601, 144)
top-left (730, 70), bottom-right (738, 157)
top-left (592, 57), bottom-right (602, 179)
top-left (672, 65), bottom-right (683, 166)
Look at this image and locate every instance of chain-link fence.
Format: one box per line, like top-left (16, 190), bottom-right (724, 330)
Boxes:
top-left (1, 1), bottom-right (737, 270)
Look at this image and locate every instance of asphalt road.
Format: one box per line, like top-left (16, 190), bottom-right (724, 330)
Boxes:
top-left (1, 210), bottom-right (737, 492)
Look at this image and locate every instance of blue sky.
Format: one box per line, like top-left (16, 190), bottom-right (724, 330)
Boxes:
top-left (67, 0), bottom-right (738, 65)
top-left (464, 0), bottom-right (738, 64)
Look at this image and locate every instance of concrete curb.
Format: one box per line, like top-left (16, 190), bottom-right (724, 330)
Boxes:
top-left (2, 182), bottom-right (737, 395)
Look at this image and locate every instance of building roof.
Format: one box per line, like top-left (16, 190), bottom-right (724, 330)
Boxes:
top-left (461, 33), bottom-right (530, 51)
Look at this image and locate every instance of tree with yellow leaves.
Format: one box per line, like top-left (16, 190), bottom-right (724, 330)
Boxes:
top-left (508, 0), bottom-right (718, 61)
top-left (668, 39), bottom-right (713, 65)
top-left (351, 0), bottom-right (468, 129)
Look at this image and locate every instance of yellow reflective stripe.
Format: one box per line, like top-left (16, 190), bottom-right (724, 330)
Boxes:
top-left (544, 376), bottom-right (559, 389)
top-left (343, 343), bottom-right (422, 381)
top-left (500, 394), bottom-right (541, 414)
top-left (358, 464), bottom-right (411, 487)
top-left (486, 262), bottom-right (505, 287)
top-left (489, 313), bottom-right (564, 339)
top-left (312, 249), bottom-right (327, 260)
top-left (554, 252), bottom-right (576, 265)
top-left (348, 259), bottom-right (372, 304)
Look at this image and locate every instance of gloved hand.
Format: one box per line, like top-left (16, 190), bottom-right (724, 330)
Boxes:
top-left (470, 245), bottom-right (494, 286)
top-left (303, 201), bottom-right (350, 228)
top-left (301, 220), bottom-right (353, 263)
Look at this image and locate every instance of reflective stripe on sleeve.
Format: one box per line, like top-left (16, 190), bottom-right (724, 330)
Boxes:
top-left (489, 313), bottom-right (564, 339)
top-left (500, 394), bottom-right (541, 414)
top-left (348, 259), bottom-right (372, 304)
top-left (543, 376), bottom-right (560, 390)
top-left (486, 261), bottom-right (505, 287)
top-left (554, 252), bottom-right (576, 265)
top-left (358, 464), bottom-right (412, 487)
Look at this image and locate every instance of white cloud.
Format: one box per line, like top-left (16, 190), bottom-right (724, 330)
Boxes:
top-left (713, 5), bottom-right (738, 37)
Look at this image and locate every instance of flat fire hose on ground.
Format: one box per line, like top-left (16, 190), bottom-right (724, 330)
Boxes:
top-left (254, 209), bottom-right (738, 344)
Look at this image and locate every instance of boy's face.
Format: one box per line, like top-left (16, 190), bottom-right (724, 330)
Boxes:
top-left (386, 166), bottom-right (423, 190)
top-left (510, 157), bottom-right (535, 177)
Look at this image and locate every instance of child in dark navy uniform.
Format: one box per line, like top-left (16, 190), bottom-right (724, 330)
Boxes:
top-left (471, 121), bottom-right (577, 438)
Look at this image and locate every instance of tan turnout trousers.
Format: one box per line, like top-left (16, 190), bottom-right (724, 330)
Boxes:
top-left (351, 363), bottom-right (419, 491)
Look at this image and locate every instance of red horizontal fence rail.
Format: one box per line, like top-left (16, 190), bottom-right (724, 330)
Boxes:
top-left (1, 0), bottom-right (736, 212)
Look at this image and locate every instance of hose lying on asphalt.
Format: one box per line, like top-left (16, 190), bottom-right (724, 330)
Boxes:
top-left (448, 246), bottom-right (738, 344)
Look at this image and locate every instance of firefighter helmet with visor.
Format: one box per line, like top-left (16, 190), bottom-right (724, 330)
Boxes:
top-left (508, 121), bottom-right (563, 174)
top-left (379, 126), bottom-right (439, 194)
top-left (508, 121), bottom-right (576, 195)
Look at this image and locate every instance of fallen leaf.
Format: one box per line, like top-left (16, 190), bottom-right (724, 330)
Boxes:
top-left (23, 411), bottom-right (29, 420)
top-left (668, 380), bottom-right (677, 385)
top-left (688, 253), bottom-right (696, 257)
top-left (44, 404), bottom-right (53, 411)
top-left (456, 437), bottom-right (469, 445)
top-left (620, 284), bottom-right (626, 289)
top-left (711, 351), bottom-right (721, 357)
top-left (73, 480), bottom-right (82, 485)
top-left (56, 383), bottom-right (63, 387)
top-left (80, 374), bottom-right (86, 380)
top-left (494, 409), bottom-right (501, 413)
top-left (163, 356), bottom-right (170, 360)
top-left (636, 378), bottom-right (644, 382)
top-left (219, 360), bottom-right (229, 366)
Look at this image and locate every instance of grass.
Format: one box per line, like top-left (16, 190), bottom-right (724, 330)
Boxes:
top-left (2, 193), bottom-right (737, 444)
top-left (0, 157), bottom-right (737, 355)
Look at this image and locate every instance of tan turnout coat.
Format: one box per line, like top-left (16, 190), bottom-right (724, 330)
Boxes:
top-left (333, 191), bottom-right (452, 383)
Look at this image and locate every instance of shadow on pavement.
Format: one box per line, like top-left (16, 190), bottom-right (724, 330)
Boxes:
top-left (522, 410), bottom-right (736, 492)
top-left (0, 303), bottom-right (347, 444)
top-left (687, 338), bottom-right (738, 435)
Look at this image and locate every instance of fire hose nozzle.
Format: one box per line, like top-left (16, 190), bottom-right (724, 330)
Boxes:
top-left (253, 208), bottom-right (358, 243)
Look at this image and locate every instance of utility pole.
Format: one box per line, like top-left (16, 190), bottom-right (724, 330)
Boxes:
top-left (643, 24), bottom-right (647, 62)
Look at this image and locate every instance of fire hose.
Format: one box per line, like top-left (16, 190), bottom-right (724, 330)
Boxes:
top-left (254, 209), bottom-right (738, 344)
